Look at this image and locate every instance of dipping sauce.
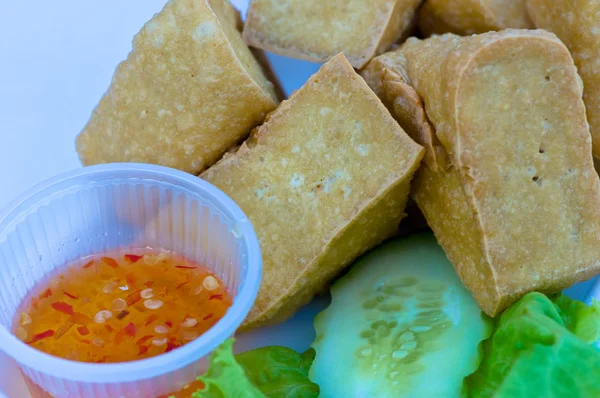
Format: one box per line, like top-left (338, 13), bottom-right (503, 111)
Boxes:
top-left (13, 250), bottom-right (232, 363)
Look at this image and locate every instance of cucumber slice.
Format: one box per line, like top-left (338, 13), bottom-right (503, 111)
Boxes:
top-left (310, 232), bottom-right (492, 397)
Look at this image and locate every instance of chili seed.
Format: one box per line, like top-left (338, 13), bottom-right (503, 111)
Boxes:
top-left (94, 310), bottom-right (113, 324)
top-left (181, 317), bottom-right (197, 328)
top-left (154, 325), bottom-right (169, 334)
top-left (202, 276), bottom-right (219, 291)
top-left (20, 312), bottom-right (32, 325)
top-left (143, 255), bottom-right (158, 265)
top-left (15, 327), bottom-right (28, 341)
top-left (182, 330), bottom-right (199, 341)
top-left (152, 337), bottom-right (168, 346)
top-left (112, 298), bottom-right (127, 311)
top-left (103, 281), bottom-right (118, 294)
top-left (140, 288), bottom-right (154, 299)
top-left (143, 299), bottom-right (163, 310)
top-left (191, 285), bottom-right (204, 296)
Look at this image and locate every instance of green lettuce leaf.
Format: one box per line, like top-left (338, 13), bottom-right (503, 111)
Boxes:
top-left (192, 339), bottom-right (319, 398)
top-left (194, 338), bottom-right (265, 398)
top-left (466, 292), bottom-right (600, 398)
top-left (553, 294), bottom-right (600, 344)
top-left (236, 346), bottom-right (319, 398)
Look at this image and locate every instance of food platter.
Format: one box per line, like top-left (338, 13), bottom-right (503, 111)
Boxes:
top-left (2, 0), bottom-right (600, 397)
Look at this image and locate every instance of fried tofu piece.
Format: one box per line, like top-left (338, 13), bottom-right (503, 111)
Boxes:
top-left (202, 54), bottom-right (424, 329)
top-left (363, 30), bottom-right (600, 317)
top-left (527, 0), bottom-right (600, 159)
top-left (362, 50), bottom-right (447, 173)
top-left (76, 0), bottom-right (278, 174)
top-left (418, 0), bottom-right (533, 36)
top-left (242, 0), bottom-right (422, 69)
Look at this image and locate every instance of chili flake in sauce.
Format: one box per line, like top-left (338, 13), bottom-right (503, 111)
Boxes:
top-left (12, 250), bottom-right (231, 363)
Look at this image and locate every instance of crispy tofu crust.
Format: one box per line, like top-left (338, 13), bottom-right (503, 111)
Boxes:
top-left (76, 0), bottom-right (278, 174)
top-left (250, 47), bottom-right (286, 102)
top-left (527, 0), bottom-right (600, 159)
top-left (362, 52), bottom-right (447, 172)
top-left (363, 30), bottom-right (600, 317)
top-left (418, 0), bottom-right (533, 36)
top-left (202, 54), bottom-right (424, 329)
top-left (242, 0), bottom-right (421, 69)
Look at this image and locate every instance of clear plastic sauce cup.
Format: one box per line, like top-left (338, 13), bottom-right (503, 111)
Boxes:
top-left (0, 164), bottom-right (262, 398)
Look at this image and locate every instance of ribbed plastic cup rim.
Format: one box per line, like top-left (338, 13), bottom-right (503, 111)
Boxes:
top-left (0, 163), bottom-right (262, 384)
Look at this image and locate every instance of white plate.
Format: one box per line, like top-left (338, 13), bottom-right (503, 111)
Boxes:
top-left (1, 1), bottom-right (599, 396)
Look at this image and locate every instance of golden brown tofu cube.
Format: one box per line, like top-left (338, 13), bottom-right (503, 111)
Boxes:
top-left (418, 0), bottom-right (533, 36)
top-left (203, 54), bottom-right (424, 329)
top-left (363, 30), bottom-right (600, 317)
top-left (527, 0), bottom-right (600, 159)
top-left (243, 0), bottom-right (422, 69)
top-left (76, 0), bottom-right (278, 174)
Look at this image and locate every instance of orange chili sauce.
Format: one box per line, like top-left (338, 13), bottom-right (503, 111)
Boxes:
top-left (13, 250), bottom-right (232, 364)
